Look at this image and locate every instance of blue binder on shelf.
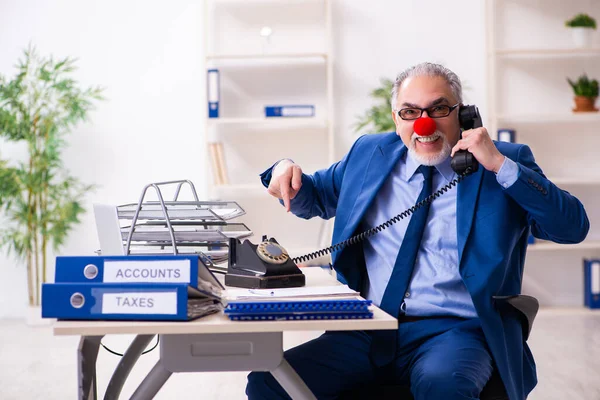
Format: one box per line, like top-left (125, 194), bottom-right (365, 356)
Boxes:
top-left (207, 69), bottom-right (219, 118)
top-left (497, 128), bottom-right (516, 143)
top-left (54, 255), bottom-right (224, 293)
top-left (42, 282), bottom-right (222, 321)
top-left (584, 259), bottom-right (600, 309)
top-left (265, 105), bottom-right (315, 118)
top-left (224, 299), bottom-right (373, 321)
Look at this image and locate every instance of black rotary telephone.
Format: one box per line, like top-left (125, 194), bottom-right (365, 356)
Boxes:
top-left (224, 105), bottom-right (483, 289)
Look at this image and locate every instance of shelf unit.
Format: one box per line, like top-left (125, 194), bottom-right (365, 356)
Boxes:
top-left (486, 0), bottom-right (600, 306)
top-left (496, 113), bottom-right (600, 124)
top-left (206, 53), bottom-right (328, 62)
top-left (495, 48), bottom-right (600, 58)
top-left (207, 117), bottom-right (329, 128)
top-left (203, 0), bottom-right (334, 255)
top-left (547, 177), bottom-right (600, 186)
top-left (528, 240), bottom-right (600, 252)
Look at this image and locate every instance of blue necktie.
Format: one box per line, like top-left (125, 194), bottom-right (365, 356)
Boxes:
top-left (370, 165), bottom-right (434, 367)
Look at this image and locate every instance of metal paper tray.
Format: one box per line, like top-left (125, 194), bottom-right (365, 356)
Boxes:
top-left (121, 223), bottom-right (252, 243)
top-left (117, 201), bottom-right (245, 221)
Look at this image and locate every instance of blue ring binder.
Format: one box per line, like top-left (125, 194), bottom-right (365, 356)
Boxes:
top-left (224, 299), bottom-right (373, 321)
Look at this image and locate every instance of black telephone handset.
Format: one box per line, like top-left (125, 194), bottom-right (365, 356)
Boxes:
top-left (451, 104), bottom-right (482, 174)
top-left (225, 105), bottom-right (484, 288)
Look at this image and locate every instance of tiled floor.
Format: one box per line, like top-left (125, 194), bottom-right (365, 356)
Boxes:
top-left (0, 308), bottom-right (599, 399)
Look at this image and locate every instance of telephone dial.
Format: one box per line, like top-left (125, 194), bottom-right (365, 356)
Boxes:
top-left (225, 105), bottom-right (483, 289)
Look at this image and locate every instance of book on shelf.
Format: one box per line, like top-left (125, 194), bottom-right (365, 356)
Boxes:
top-left (208, 142), bottom-right (229, 185)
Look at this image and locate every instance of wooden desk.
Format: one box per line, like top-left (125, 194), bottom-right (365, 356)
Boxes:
top-left (53, 268), bottom-right (397, 400)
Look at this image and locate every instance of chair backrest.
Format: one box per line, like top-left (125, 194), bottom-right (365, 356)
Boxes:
top-left (493, 294), bottom-right (540, 340)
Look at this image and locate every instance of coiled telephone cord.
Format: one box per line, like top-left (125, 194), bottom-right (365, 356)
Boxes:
top-left (292, 169), bottom-right (473, 264)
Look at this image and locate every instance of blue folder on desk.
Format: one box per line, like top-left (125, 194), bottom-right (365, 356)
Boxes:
top-left (55, 255), bottom-right (223, 291)
top-left (224, 299), bottom-right (373, 321)
top-left (42, 282), bottom-right (222, 321)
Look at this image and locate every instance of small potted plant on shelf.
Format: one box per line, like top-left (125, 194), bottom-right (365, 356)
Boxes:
top-left (567, 73), bottom-right (599, 112)
top-left (565, 13), bottom-right (597, 48)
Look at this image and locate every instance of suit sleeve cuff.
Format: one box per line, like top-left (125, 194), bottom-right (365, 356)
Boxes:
top-left (259, 158), bottom-right (294, 188)
top-left (495, 156), bottom-right (519, 189)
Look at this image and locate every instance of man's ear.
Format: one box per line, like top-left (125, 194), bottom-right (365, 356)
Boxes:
top-left (391, 110), bottom-right (399, 126)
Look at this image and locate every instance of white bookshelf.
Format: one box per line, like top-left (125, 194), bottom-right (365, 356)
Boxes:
top-left (206, 53), bottom-right (328, 62)
top-left (207, 117), bottom-right (329, 128)
top-left (496, 113), bottom-right (600, 124)
top-left (486, 0), bottom-right (600, 306)
top-left (203, 0), bottom-right (334, 255)
top-left (495, 47), bottom-right (600, 58)
top-left (549, 177), bottom-right (600, 186)
top-left (528, 240), bottom-right (600, 252)
top-left (212, 183), bottom-right (265, 191)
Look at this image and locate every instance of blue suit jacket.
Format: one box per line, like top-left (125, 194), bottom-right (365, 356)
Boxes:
top-left (268, 132), bottom-right (589, 400)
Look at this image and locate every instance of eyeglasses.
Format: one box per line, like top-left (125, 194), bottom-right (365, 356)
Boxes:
top-left (396, 103), bottom-right (460, 120)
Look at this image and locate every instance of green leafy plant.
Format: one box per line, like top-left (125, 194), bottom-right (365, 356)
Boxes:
top-left (567, 74), bottom-right (599, 97)
top-left (0, 45), bottom-right (103, 306)
top-left (565, 13), bottom-right (597, 29)
top-left (354, 78), bottom-right (395, 134)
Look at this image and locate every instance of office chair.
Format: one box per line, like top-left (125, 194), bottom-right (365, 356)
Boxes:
top-left (340, 295), bottom-right (539, 400)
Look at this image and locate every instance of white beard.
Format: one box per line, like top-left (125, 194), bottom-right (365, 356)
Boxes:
top-left (407, 130), bottom-right (452, 166)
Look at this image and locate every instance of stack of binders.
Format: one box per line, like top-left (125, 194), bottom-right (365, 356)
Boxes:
top-left (42, 254), bottom-right (224, 321)
top-left (224, 299), bottom-right (373, 321)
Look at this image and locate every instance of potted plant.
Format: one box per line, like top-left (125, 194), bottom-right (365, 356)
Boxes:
top-left (565, 13), bottom-right (597, 48)
top-left (567, 73), bottom-right (599, 112)
top-left (0, 46), bottom-right (103, 320)
top-left (354, 78), bottom-right (395, 134)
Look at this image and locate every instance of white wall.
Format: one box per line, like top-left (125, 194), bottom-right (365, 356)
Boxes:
top-left (0, 0), bottom-right (486, 318)
top-left (0, 0), bottom-right (207, 317)
top-left (333, 0), bottom-right (487, 152)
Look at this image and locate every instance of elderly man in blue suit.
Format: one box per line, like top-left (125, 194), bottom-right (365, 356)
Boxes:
top-left (246, 62), bottom-right (589, 400)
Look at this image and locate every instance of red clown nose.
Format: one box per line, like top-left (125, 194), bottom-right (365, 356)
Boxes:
top-left (413, 117), bottom-right (437, 136)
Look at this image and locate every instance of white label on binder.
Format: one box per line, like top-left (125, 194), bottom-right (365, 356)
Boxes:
top-left (103, 260), bottom-right (191, 283)
top-left (498, 131), bottom-right (511, 142)
top-left (102, 292), bottom-right (177, 314)
top-left (281, 107), bottom-right (314, 117)
top-left (592, 262), bottom-right (600, 295)
top-left (208, 70), bottom-right (219, 102)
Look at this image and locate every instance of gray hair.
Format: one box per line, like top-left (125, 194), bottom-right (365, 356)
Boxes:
top-left (391, 62), bottom-right (463, 110)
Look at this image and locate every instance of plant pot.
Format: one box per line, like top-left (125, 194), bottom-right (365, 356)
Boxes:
top-left (571, 27), bottom-right (594, 48)
top-left (573, 96), bottom-right (598, 112)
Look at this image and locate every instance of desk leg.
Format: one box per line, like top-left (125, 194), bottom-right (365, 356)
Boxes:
top-left (129, 360), bottom-right (172, 400)
top-left (104, 334), bottom-right (156, 400)
top-left (271, 358), bottom-right (317, 400)
top-left (78, 335), bottom-right (103, 400)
